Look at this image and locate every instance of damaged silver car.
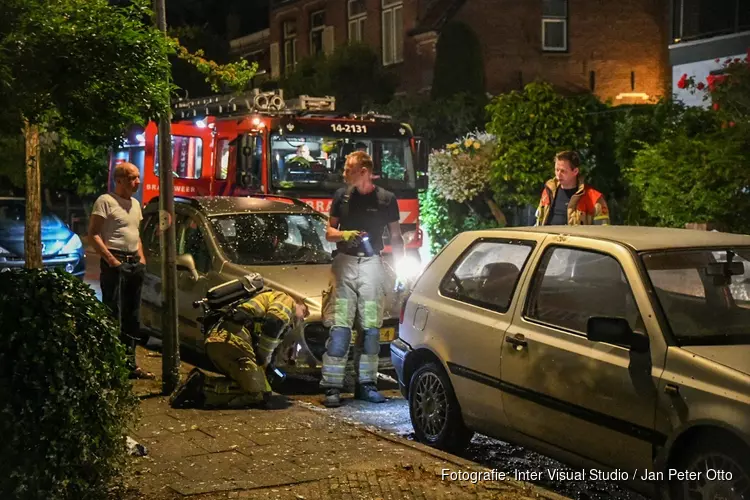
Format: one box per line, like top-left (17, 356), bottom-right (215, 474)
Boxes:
top-left (139, 196), bottom-right (406, 381)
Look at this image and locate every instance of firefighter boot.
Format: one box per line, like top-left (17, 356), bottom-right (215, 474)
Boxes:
top-left (355, 383), bottom-right (386, 403)
top-left (169, 369), bottom-right (206, 408)
top-left (323, 388), bottom-right (342, 408)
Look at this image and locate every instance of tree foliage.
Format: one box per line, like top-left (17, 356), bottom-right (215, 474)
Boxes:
top-left (385, 92), bottom-right (487, 149)
top-left (627, 121), bottom-right (750, 231)
top-left (627, 52), bottom-right (750, 231)
top-left (431, 22), bottom-right (485, 100)
top-left (281, 43), bottom-right (397, 113)
top-left (485, 82), bottom-right (591, 206)
top-left (0, 0), bottom-right (173, 145)
top-left (419, 187), bottom-right (497, 257)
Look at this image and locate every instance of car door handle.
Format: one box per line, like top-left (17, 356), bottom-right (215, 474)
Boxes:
top-left (505, 333), bottom-right (527, 350)
top-left (664, 383), bottom-right (680, 396)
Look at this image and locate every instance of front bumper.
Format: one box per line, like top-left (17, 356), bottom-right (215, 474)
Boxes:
top-left (0, 252), bottom-right (86, 278)
top-left (275, 320), bottom-right (398, 377)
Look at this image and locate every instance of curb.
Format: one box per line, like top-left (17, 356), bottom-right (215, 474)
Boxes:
top-left (292, 400), bottom-right (570, 500)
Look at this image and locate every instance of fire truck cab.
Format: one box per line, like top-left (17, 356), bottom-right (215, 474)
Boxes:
top-left (110, 89), bottom-right (429, 257)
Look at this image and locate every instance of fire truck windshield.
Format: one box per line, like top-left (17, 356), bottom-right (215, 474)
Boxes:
top-left (270, 135), bottom-right (415, 192)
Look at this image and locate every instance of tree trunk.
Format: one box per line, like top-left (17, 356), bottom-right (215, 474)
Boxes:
top-left (24, 120), bottom-right (42, 269)
top-left (485, 195), bottom-right (507, 226)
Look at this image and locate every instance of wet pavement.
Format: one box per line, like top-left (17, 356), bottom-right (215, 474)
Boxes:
top-left (282, 378), bottom-right (645, 500)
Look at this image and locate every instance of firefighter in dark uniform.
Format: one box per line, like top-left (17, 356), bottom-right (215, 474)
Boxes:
top-left (320, 151), bottom-right (404, 408)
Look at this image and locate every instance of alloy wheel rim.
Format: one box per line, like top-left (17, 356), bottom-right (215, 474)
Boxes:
top-left (683, 451), bottom-right (749, 500)
top-left (413, 371), bottom-right (447, 441)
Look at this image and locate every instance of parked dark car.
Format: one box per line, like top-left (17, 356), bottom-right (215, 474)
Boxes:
top-left (0, 197), bottom-right (86, 277)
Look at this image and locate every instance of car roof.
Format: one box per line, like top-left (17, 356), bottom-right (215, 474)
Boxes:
top-left (161, 196), bottom-right (319, 216)
top-left (473, 225), bottom-right (750, 251)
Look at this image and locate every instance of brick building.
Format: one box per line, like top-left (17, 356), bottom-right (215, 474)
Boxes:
top-left (235, 0), bottom-right (670, 104)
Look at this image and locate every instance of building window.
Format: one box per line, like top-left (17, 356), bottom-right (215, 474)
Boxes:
top-left (348, 0), bottom-right (367, 42)
top-left (382, 0), bottom-right (404, 65)
top-left (672, 0), bottom-right (750, 42)
top-left (283, 20), bottom-right (297, 75)
top-left (310, 10), bottom-right (325, 55)
top-left (542, 0), bottom-right (567, 51)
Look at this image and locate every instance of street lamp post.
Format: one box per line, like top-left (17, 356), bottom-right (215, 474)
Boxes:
top-left (154, 0), bottom-right (180, 394)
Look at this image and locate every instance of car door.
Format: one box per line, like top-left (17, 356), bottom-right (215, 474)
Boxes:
top-left (139, 212), bottom-right (164, 333)
top-left (174, 210), bottom-right (225, 352)
top-left (500, 239), bottom-right (664, 471)
top-left (427, 235), bottom-right (541, 431)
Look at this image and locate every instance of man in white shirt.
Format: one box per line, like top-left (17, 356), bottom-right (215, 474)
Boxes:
top-left (88, 162), bottom-right (153, 379)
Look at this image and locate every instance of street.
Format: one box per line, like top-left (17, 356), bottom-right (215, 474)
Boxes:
top-left (85, 247), bottom-right (643, 500)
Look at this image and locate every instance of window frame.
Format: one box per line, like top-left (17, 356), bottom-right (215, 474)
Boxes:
top-left (523, 244), bottom-right (640, 339)
top-left (309, 10), bottom-right (326, 56)
top-left (438, 237), bottom-right (537, 314)
top-left (381, 0), bottom-right (404, 65)
top-left (542, 0), bottom-right (568, 52)
top-left (282, 19), bottom-right (298, 75)
top-left (348, 0), bottom-right (367, 42)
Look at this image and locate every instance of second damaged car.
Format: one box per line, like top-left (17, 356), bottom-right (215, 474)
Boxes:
top-left (139, 195), bottom-right (406, 383)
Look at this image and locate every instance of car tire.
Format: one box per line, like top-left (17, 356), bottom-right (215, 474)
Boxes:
top-left (408, 361), bottom-right (474, 454)
top-left (668, 433), bottom-right (750, 500)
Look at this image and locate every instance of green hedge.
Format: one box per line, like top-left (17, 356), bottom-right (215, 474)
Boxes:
top-left (0, 269), bottom-right (138, 500)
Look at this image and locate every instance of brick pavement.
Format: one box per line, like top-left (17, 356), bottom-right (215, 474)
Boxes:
top-left (125, 345), bottom-right (569, 500)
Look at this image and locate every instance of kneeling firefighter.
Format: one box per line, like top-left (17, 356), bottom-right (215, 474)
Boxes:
top-left (170, 274), bottom-right (309, 409)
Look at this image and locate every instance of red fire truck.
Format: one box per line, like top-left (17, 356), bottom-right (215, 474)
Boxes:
top-left (109, 89), bottom-right (428, 257)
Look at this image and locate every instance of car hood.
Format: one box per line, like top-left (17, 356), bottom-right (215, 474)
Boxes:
top-left (222, 261), bottom-right (405, 320)
top-left (682, 345), bottom-right (750, 377)
top-left (0, 220), bottom-right (76, 256)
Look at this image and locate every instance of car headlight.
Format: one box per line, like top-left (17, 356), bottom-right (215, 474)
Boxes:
top-left (60, 234), bottom-right (83, 254)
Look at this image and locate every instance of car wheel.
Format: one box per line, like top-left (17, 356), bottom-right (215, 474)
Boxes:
top-left (408, 361), bottom-right (473, 454)
top-left (669, 434), bottom-right (750, 500)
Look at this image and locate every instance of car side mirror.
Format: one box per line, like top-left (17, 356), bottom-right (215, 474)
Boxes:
top-left (587, 316), bottom-right (649, 353)
top-left (176, 253), bottom-right (200, 281)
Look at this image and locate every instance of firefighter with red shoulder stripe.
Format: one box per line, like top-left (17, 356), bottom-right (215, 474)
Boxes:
top-left (535, 150), bottom-right (610, 226)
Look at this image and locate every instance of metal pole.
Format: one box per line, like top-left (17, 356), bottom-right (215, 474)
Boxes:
top-left (154, 0), bottom-right (180, 394)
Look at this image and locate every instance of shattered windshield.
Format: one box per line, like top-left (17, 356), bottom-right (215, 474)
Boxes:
top-left (270, 134), bottom-right (415, 191)
top-left (642, 248), bottom-right (750, 345)
top-left (209, 212), bottom-right (335, 265)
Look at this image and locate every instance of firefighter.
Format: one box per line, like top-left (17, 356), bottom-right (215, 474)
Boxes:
top-left (170, 289), bottom-right (309, 409)
top-left (535, 150), bottom-right (610, 226)
top-left (320, 151), bottom-right (404, 408)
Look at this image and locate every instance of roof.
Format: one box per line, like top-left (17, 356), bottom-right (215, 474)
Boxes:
top-left (177, 196), bottom-right (317, 216)
top-left (477, 225), bottom-right (750, 252)
top-left (409, 0), bottom-right (466, 36)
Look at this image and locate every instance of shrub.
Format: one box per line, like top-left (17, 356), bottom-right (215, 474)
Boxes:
top-left (486, 82), bottom-right (591, 207)
top-left (419, 187), bottom-right (498, 256)
top-left (0, 269), bottom-right (139, 500)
